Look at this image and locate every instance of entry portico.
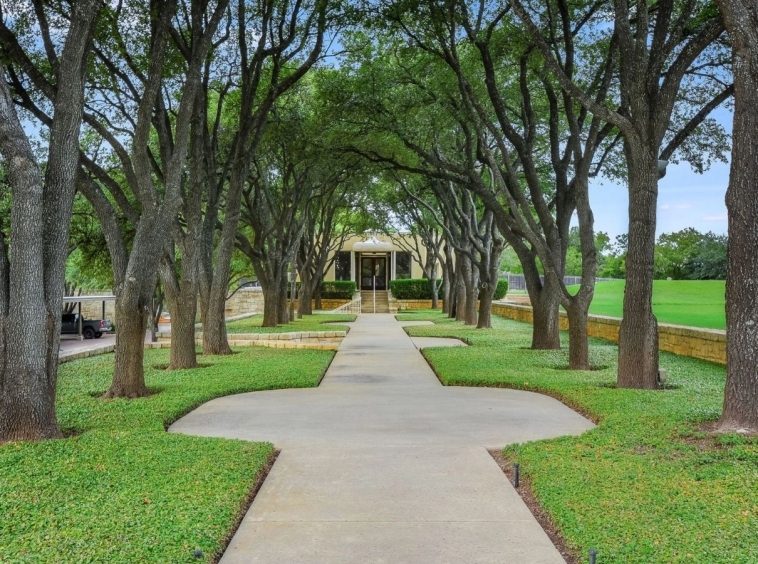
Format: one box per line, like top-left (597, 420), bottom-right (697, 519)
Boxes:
top-left (325, 233), bottom-right (441, 291)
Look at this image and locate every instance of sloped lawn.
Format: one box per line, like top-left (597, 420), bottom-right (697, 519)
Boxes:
top-left (0, 346), bottom-right (333, 563)
top-left (567, 280), bottom-right (726, 329)
top-left (400, 310), bottom-right (757, 563)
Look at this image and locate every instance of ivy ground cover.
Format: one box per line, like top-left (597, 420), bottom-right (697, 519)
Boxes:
top-left (399, 310), bottom-right (757, 563)
top-left (0, 346), bottom-right (333, 563)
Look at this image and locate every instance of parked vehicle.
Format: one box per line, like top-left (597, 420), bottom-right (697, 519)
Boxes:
top-left (61, 313), bottom-right (113, 339)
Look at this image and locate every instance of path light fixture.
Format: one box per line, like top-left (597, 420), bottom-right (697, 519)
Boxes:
top-left (657, 159), bottom-right (669, 179)
top-left (513, 462), bottom-right (520, 488)
top-left (589, 548), bottom-right (598, 564)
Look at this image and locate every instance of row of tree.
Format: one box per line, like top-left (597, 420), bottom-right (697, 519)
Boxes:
top-left (319, 0), bottom-right (754, 431)
top-left (0, 0), bottom-right (756, 443)
top-left (0, 0), bottom-right (383, 442)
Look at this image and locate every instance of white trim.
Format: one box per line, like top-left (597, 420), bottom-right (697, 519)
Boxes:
top-left (391, 251), bottom-right (396, 281)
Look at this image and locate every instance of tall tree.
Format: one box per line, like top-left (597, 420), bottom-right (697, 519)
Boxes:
top-left (512, 0), bottom-right (732, 385)
top-left (0, 0), bottom-right (102, 442)
top-left (716, 0), bottom-right (758, 431)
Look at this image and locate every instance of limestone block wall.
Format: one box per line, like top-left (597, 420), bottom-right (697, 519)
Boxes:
top-left (286, 299), bottom-right (351, 311)
top-left (395, 299), bottom-right (446, 310)
top-left (224, 287), bottom-right (265, 317)
top-left (490, 302), bottom-right (726, 365)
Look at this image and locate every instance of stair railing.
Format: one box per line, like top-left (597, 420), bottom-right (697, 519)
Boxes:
top-left (330, 294), bottom-right (362, 315)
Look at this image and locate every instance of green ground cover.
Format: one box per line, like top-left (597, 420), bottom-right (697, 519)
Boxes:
top-left (567, 280), bottom-right (726, 329)
top-left (0, 346), bottom-right (333, 563)
top-left (225, 313), bottom-right (355, 334)
top-left (398, 310), bottom-right (757, 563)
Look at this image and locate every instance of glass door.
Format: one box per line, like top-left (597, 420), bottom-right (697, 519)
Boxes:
top-left (360, 256), bottom-right (387, 290)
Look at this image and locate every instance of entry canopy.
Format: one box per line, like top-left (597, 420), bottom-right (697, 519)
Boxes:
top-left (352, 236), bottom-right (394, 252)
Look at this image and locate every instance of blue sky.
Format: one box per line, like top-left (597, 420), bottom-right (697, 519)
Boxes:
top-left (589, 107), bottom-right (732, 240)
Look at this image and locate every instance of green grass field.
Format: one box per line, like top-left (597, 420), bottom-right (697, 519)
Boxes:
top-left (0, 346), bottom-right (333, 563)
top-left (226, 313), bottom-right (355, 334)
top-left (399, 311), bottom-right (757, 563)
top-left (567, 280), bottom-right (726, 329)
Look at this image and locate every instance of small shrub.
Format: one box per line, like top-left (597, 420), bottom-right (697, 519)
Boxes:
top-left (491, 279), bottom-right (508, 300)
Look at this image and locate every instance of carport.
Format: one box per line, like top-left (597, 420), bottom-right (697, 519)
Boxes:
top-left (62, 295), bottom-right (116, 340)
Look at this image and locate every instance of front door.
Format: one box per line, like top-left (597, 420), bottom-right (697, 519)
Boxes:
top-left (361, 256), bottom-right (387, 290)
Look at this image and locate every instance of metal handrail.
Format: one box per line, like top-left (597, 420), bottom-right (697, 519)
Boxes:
top-left (331, 295), bottom-right (362, 314)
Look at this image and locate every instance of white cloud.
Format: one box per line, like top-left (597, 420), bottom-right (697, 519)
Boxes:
top-left (703, 214), bottom-right (728, 221)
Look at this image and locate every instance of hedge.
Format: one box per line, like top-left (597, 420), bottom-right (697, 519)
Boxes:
top-left (389, 278), bottom-right (508, 300)
top-left (321, 280), bottom-right (356, 299)
top-left (291, 280), bottom-right (357, 299)
top-left (389, 279), bottom-right (442, 299)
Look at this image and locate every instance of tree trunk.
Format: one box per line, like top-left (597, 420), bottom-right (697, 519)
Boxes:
top-left (442, 245), bottom-right (453, 315)
top-left (166, 292), bottom-right (198, 370)
top-left (442, 275), bottom-right (451, 315)
top-left (103, 296), bottom-right (150, 398)
top-left (531, 294), bottom-right (561, 349)
top-left (455, 252), bottom-right (468, 322)
top-left (617, 142), bottom-right (660, 389)
top-left (299, 274), bottom-right (314, 317)
top-left (426, 253), bottom-right (439, 310)
top-left (429, 273), bottom-right (439, 310)
top-left (0, 316), bottom-right (63, 442)
top-left (464, 266), bottom-right (479, 326)
top-left (288, 266), bottom-right (297, 323)
top-left (261, 284), bottom-right (280, 327)
top-left (314, 285), bottom-right (323, 311)
top-left (565, 300), bottom-right (591, 370)
top-left (279, 277), bottom-right (289, 324)
top-left (201, 293), bottom-right (232, 355)
top-left (477, 282), bottom-right (496, 329)
top-left (718, 0), bottom-right (758, 431)
top-left (0, 0), bottom-right (101, 442)
top-left (520, 253), bottom-right (562, 350)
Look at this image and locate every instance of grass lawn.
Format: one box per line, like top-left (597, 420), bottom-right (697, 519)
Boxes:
top-left (225, 313), bottom-right (355, 334)
top-left (0, 346), bottom-right (333, 563)
top-left (568, 280), bottom-right (726, 329)
top-left (399, 310), bottom-right (757, 563)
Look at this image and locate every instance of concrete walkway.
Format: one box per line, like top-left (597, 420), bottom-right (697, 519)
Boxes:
top-left (170, 314), bottom-right (594, 563)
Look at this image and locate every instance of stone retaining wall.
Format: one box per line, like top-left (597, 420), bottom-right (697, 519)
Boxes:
top-left (395, 299), bottom-right (445, 310)
top-left (287, 299), bottom-right (351, 311)
top-left (490, 302), bottom-right (726, 365)
top-left (158, 330), bottom-right (345, 351)
top-left (225, 287), bottom-right (265, 317)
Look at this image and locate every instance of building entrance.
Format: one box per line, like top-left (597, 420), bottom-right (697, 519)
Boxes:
top-left (360, 256), bottom-right (387, 290)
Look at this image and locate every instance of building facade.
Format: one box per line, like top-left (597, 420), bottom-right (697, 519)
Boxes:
top-left (324, 233), bottom-right (441, 291)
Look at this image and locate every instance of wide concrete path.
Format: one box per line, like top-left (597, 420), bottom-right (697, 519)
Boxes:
top-left (170, 314), bottom-right (594, 563)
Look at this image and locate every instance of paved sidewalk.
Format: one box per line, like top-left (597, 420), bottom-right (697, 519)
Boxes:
top-left (170, 314), bottom-right (594, 563)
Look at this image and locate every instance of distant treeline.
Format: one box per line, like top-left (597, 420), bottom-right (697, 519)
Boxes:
top-left (501, 227), bottom-right (726, 281)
